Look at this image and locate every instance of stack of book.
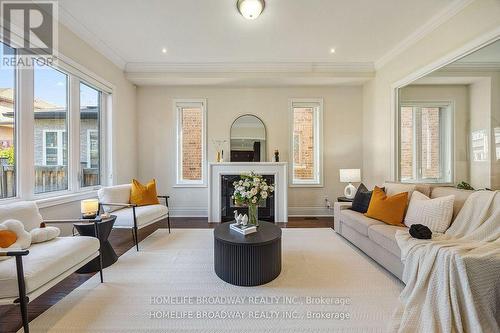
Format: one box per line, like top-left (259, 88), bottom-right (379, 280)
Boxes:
top-left (230, 223), bottom-right (257, 235)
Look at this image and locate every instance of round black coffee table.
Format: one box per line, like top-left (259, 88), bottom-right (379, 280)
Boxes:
top-left (214, 221), bottom-right (281, 286)
top-left (74, 216), bottom-right (118, 273)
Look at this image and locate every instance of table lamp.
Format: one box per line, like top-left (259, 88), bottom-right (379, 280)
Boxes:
top-left (81, 199), bottom-right (99, 219)
top-left (339, 169), bottom-right (361, 199)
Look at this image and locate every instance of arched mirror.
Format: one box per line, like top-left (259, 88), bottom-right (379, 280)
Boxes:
top-left (230, 115), bottom-right (266, 162)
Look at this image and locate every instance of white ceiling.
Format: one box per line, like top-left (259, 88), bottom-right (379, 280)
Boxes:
top-left (57, 0), bottom-right (467, 85)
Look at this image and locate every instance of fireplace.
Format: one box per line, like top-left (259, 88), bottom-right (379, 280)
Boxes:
top-left (208, 162), bottom-right (288, 223)
top-left (220, 175), bottom-right (275, 222)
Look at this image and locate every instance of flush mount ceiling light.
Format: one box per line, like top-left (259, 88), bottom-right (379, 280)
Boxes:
top-left (237, 0), bottom-right (265, 20)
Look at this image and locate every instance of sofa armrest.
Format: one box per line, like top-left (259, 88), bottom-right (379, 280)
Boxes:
top-left (333, 202), bottom-right (352, 233)
top-left (0, 249), bottom-right (29, 257)
top-left (44, 218), bottom-right (103, 224)
top-left (99, 202), bottom-right (137, 208)
top-left (157, 195), bottom-right (170, 208)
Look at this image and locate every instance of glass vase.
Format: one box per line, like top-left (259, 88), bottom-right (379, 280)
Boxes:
top-left (248, 203), bottom-right (259, 226)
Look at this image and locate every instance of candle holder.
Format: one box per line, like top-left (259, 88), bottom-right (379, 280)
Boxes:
top-left (81, 199), bottom-right (99, 219)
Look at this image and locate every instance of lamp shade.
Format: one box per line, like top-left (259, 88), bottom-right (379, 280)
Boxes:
top-left (81, 199), bottom-right (99, 216)
top-left (339, 169), bottom-right (361, 183)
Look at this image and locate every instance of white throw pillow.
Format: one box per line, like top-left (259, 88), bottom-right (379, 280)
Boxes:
top-left (30, 225), bottom-right (60, 243)
top-left (0, 219), bottom-right (32, 260)
top-left (404, 191), bottom-right (455, 233)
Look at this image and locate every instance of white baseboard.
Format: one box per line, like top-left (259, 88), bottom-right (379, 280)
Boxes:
top-left (288, 206), bottom-right (334, 217)
top-left (169, 207), bottom-right (208, 217)
top-left (169, 206), bottom-right (333, 218)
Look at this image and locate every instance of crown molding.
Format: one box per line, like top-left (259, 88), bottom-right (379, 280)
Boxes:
top-left (374, 0), bottom-right (475, 70)
top-left (125, 61), bottom-right (374, 74)
top-left (57, 4), bottom-right (127, 69)
top-left (441, 61), bottom-right (500, 71)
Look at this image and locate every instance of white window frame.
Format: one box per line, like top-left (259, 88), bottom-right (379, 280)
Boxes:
top-left (289, 98), bottom-right (323, 187)
top-left (174, 98), bottom-right (207, 187)
top-left (86, 129), bottom-right (99, 168)
top-left (42, 129), bottom-right (66, 166)
top-left (0, 40), bottom-right (114, 205)
top-left (398, 101), bottom-right (454, 184)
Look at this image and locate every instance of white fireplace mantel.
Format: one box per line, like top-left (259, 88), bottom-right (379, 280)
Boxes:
top-left (208, 162), bottom-right (288, 223)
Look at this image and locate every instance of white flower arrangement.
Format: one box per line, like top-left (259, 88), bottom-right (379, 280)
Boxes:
top-left (232, 172), bottom-right (275, 206)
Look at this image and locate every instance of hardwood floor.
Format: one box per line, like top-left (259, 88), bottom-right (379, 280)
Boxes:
top-left (0, 216), bottom-right (333, 333)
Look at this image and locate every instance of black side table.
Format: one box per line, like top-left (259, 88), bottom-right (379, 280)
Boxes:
top-left (337, 196), bottom-right (354, 202)
top-left (74, 216), bottom-right (118, 273)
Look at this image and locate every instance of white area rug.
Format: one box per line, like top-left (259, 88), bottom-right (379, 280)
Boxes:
top-left (25, 229), bottom-right (403, 332)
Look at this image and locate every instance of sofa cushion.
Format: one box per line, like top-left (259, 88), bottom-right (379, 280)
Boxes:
top-left (404, 191), bottom-right (455, 233)
top-left (368, 224), bottom-right (407, 257)
top-left (113, 204), bottom-right (168, 228)
top-left (130, 179), bottom-right (159, 206)
top-left (0, 236), bottom-right (99, 298)
top-left (366, 187), bottom-right (408, 226)
top-left (430, 187), bottom-right (473, 221)
top-left (339, 209), bottom-right (384, 236)
top-left (350, 183), bottom-right (373, 213)
top-left (98, 184), bottom-right (132, 213)
top-left (0, 201), bottom-right (43, 231)
top-left (383, 182), bottom-right (432, 200)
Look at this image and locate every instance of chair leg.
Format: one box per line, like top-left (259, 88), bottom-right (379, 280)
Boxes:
top-left (134, 227), bottom-right (139, 251)
top-left (98, 252), bottom-right (104, 283)
top-left (15, 256), bottom-right (29, 333)
top-left (167, 214), bottom-right (171, 234)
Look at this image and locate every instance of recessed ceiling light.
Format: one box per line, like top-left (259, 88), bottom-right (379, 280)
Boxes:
top-left (237, 0), bottom-right (265, 20)
top-left (162, 48), bottom-right (167, 54)
top-left (330, 48), bottom-right (336, 54)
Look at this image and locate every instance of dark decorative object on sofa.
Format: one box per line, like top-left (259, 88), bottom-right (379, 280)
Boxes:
top-left (409, 224), bottom-right (432, 239)
top-left (350, 183), bottom-right (372, 213)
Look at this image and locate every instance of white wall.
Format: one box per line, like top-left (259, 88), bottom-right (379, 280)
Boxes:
top-left (136, 86), bottom-right (363, 218)
top-left (39, 24), bottom-right (137, 221)
top-left (362, 0), bottom-right (500, 188)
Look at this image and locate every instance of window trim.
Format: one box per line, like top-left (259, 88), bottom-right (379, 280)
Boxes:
top-left (398, 101), bottom-right (454, 184)
top-left (289, 98), bottom-right (324, 187)
top-left (174, 98), bottom-right (207, 187)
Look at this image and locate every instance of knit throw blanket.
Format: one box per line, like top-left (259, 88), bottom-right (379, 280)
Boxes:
top-left (391, 190), bottom-right (500, 333)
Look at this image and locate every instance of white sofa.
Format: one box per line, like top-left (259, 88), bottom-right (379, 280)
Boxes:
top-left (334, 182), bottom-right (473, 280)
top-left (97, 184), bottom-right (170, 251)
top-left (0, 201), bottom-right (101, 332)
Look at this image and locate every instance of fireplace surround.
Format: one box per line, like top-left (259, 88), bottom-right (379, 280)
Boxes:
top-left (208, 162), bottom-right (288, 223)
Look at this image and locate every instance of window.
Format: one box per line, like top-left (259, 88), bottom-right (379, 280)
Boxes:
top-left (175, 99), bottom-right (206, 186)
top-left (399, 103), bottom-right (452, 183)
top-left (471, 129), bottom-right (488, 162)
top-left (0, 40), bottom-right (111, 202)
top-left (0, 42), bottom-right (16, 199)
top-left (80, 82), bottom-right (101, 187)
top-left (290, 99), bottom-right (323, 186)
top-left (34, 65), bottom-right (69, 194)
top-left (42, 130), bottom-right (67, 165)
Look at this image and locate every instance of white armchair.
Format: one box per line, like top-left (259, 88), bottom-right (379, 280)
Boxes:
top-left (0, 201), bottom-right (102, 333)
top-left (97, 184), bottom-right (170, 251)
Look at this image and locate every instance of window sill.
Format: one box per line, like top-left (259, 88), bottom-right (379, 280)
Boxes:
top-left (289, 183), bottom-right (324, 188)
top-left (36, 191), bottom-right (99, 209)
top-left (172, 184), bottom-right (208, 188)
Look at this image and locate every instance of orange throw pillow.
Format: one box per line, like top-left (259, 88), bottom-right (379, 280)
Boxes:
top-left (365, 186), bottom-right (408, 226)
top-left (130, 179), bottom-right (160, 206)
top-left (0, 230), bottom-right (17, 248)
